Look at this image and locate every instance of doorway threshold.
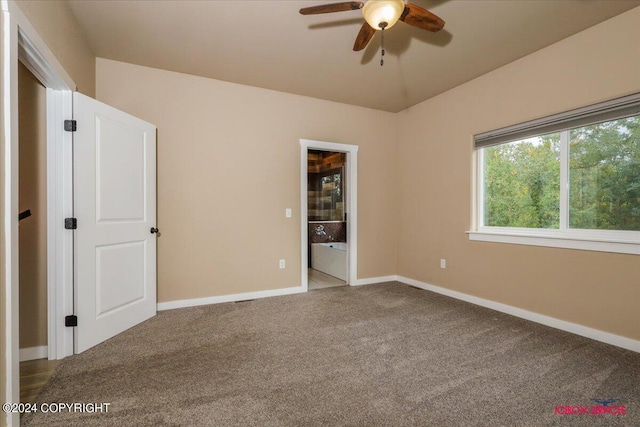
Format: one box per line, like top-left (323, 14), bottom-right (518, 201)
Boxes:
top-left (308, 268), bottom-right (346, 290)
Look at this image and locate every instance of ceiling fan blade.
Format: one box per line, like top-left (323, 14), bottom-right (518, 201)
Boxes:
top-left (353, 22), bottom-right (375, 51)
top-left (400, 4), bottom-right (445, 32)
top-left (300, 2), bottom-right (364, 15)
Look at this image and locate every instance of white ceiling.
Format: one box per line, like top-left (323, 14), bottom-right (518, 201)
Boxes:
top-left (67, 0), bottom-right (640, 112)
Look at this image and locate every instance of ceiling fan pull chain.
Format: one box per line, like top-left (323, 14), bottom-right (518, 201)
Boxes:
top-left (380, 27), bottom-right (385, 66)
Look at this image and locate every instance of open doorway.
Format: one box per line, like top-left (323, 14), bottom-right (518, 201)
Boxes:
top-left (300, 139), bottom-right (358, 292)
top-left (18, 59), bottom-right (62, 402)
top-left (307, 150), bottom-right (348, 290)
top-left (18, 61), bottom-right (48, 361)
top-left (15, 60), bottom-right (62, 402)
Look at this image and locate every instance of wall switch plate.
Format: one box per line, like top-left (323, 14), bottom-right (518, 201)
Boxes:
top-left (440, 259), bottom-right (446, 269)
top-left (279, 259), bottom-right (285, 269)
top-left (285, 208), bottom-right (292, 218)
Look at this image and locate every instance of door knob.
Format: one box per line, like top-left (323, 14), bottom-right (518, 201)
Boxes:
top-left (150, 227), bottom-right (159, 234)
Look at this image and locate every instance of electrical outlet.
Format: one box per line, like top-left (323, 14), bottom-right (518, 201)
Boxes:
top-left (279, 259), bottom-right (285, 269)
top-left (285, 208), bottom-right (292, 218)
top-left (440, 259), bottom-right (446, 269)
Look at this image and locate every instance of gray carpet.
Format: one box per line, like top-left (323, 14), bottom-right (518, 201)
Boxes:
top-left (23, 282), bottom-right (640, 426)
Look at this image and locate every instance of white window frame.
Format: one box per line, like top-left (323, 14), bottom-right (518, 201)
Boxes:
top-left (469, 96), bottom-right (640, 256)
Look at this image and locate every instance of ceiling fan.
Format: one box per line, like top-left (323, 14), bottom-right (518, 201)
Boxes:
top-left (299, 0), bottom-right (445, 54)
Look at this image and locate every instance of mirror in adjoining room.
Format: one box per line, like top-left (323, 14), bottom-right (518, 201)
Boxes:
top-left (307, 150), bottom-right (345, 221)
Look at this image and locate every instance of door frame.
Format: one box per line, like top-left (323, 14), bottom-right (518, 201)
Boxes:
top-left (300, 139), bottom-right (358, 291)
top-left (2, 2), bottom-right (75, 424)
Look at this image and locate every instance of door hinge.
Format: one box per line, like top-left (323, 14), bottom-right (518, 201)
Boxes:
top-left (64, 120), bottom-right (77, 132)
top-left (65, 315), bottom-right (78, 327)
top-left (64, 217), bottom-right (77, 230)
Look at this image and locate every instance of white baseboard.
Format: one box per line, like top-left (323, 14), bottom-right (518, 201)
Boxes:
top-left (396, 276), bottom-right (640, 353)
top-left (157, 286), bottom-right (306, 311)
top-left (158, 276), bottom-right (398, 310)
top-left (352, 275), bottom-right (398, 286)
top-left (19, 345), bottom-right (48, 362)
top-left (157, 275), bottom-right (639, 354)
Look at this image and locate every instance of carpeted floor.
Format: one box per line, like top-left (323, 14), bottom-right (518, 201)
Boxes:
top-left (23, 282), bottom-right (640, 426)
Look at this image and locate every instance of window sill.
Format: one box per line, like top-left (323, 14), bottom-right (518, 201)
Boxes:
top-left (467, 229), bottom-right (640, 255)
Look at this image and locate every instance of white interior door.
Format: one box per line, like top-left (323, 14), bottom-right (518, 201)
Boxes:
top-left (73, 92), bottom-right (157, 353)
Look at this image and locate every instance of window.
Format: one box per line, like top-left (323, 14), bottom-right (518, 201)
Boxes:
top-left (569, 117), bottom-right (640, 231)
top-left (483, 132), bottom-right (561, 229)
top-left (471, 93), bottom-right (640, 254)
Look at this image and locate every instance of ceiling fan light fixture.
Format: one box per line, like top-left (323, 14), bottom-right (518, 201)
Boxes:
top-left (362, 0), bottom-right (405, 30)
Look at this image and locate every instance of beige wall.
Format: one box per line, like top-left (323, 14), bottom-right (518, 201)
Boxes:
top-left (96, 58), bottom-right (398, 303)
top-left (18, 61), bottom-right (47, 349)
top-left (397, 7), bottom-right (640, 341)
top-left (15, 0), bottom-right (95, 96)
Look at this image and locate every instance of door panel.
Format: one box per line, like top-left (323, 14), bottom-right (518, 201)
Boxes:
top-left (74, 92), bottom-right (157, 353)
top-left (96, 116), bottom-right (146, 221)
top-left (96, 241), bottom-right (146, 316)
